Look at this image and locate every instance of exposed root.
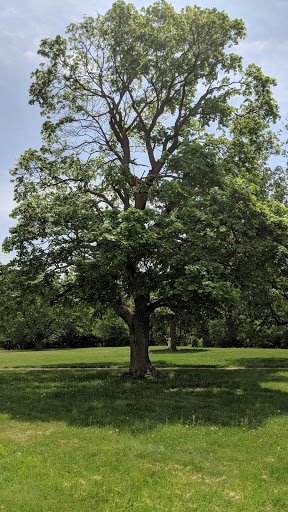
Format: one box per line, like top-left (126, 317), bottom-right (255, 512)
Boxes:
top-left (146, 365), bottom-right (163, 379)
top-left (128, 365), bottom-right (162, 379)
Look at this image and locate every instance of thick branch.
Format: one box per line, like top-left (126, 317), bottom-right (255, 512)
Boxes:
top-left (83, 184), bottom-right (115, 208)
top-left (113, 300), bottom-right (134, 326)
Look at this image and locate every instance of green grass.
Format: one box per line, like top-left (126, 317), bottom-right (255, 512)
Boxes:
top-left (1, 345), bottom-right (288, 368)
top-left (1, 348), bottom-right (288, 510)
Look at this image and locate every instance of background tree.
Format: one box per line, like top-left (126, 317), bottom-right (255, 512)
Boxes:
top-left (0, 264), bottom-right (96, 350)
top-left (0, 264), bottom-right (68, 350)
top-left (4, 0), bottom-right (283, 375)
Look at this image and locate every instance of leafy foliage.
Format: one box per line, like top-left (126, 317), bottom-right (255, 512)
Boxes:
top-left (3, 1), bottom-right (288, 370)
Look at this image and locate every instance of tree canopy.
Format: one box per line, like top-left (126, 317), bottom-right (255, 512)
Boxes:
top-left (3, 0), bottom-right (287, 376)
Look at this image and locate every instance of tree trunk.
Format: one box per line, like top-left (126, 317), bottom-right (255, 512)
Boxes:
top-left (34, 334), bottom-right (43, 351)
top-left (114, 295), bottom-right (161, 378)
top-left (129, 295), bottom-right (153, 377)
top-left (197, 316), bottom-right (210, 347)
top-left (169, 316), bottom-right (177, 352)
top-left (226, 310), bottom-right (237, 347)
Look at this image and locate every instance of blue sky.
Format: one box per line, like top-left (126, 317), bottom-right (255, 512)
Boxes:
top-left (1, 0), bottom-right (287, 262)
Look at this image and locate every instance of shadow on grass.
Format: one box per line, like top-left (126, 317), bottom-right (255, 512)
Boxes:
top-left (43, 362), bottom-right (128, 368)
top-left (152, 353), bottom-right (288, 369)
top-left (231, 357), bottom-right (288, 368)
top-left (150, 348), bottom-right (210, 354)
top-left (1, 367), bottom-right (288, 432)
top-left (151, 359), bottom-right (219, 368)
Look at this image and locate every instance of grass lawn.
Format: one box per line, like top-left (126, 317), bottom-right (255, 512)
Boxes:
top-left (1, 345), bottom-right (288, 368)
top-left (0, 348), bottom-right (288, 510)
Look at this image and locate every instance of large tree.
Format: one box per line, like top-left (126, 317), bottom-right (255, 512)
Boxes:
top-left (4, 0), bottom-right (282, 375)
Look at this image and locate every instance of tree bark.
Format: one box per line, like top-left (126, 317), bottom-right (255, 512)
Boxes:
top-left (169, 316), bottom-right (178, 352)
top-left (114, 295), bottom-right (159, 377)
top-left (129, 295), bottom-right (153, 377)
top-left (197, 316), bottom-right (210, 347)
top-left (34, 334), bottom-right (43, 351)
top-left (225, 310), bottom-right (237, 347)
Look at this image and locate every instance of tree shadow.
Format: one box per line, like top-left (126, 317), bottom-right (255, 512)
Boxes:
top-left (43, 362), bottom-right (128, 368)
top-left (1, 368), bottom-right (288, 432)
top-left (231, 357), bottom-right (288, 369)
top-left (150, 348), bottom-right (210, 354)
top-left (149, 358), bottom-right (218, 368)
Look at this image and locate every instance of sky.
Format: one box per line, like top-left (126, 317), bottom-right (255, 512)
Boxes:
top-left (0, 0), bottom-right (288, 263)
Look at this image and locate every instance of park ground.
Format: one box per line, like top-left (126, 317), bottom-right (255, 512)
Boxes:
top-left (0, 346), bottom-right (288, 511)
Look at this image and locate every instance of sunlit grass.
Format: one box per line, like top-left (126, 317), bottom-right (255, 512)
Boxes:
top-left (1, 366), bottom-right (288, 510)
top-left (1, 346), bottom-right (288, 369)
